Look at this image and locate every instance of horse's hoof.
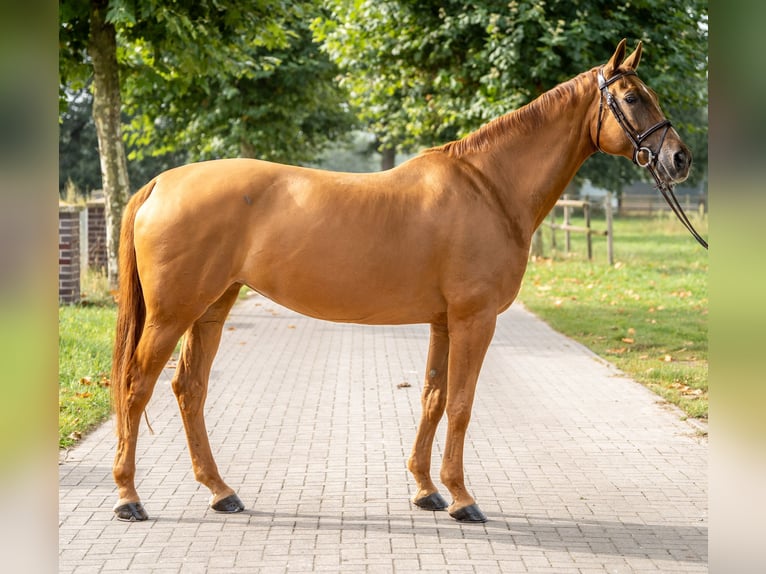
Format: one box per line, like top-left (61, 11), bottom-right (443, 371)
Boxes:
top-left (413, 492), bottom-right (449, 511)
top-left (210, 493), bottom-right (245, 513)
top-left (114, 502), bottom-right (149, 522)
top-left (449, 503), bottom-right (488, 523)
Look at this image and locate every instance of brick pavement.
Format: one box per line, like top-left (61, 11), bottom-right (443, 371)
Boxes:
top-left (59, 293), bottom-right (707, 573)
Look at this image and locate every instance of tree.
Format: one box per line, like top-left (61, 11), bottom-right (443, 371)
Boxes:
top-left (122, 19), bottom-right (355, 165)
top-left (313, 0), bottom-right (708, 184)
top-left (59, 0), bottom-right (318, 289)
top-left (58, 87), bottom-right (188, 198)
top-left (58, 88), bottom-right (101, 196)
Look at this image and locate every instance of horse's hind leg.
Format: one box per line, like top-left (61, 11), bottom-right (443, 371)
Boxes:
top-left (408, 322), bottom-right (450, 511)
top-left (171, 283), bottom-right (244, 513)
top-left (113, 320), bottom-right (187, 521)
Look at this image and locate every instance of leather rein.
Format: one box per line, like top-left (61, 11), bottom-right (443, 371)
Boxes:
top-left (596, 69), bottom-right (708, 249)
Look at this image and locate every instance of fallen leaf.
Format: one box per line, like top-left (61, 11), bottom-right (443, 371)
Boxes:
top-left (621, 338), bottom-right (635, 344)
top-left (671, 290), bottom-right (693, 299)
top-left (397, 382), bottom-right (411, 389)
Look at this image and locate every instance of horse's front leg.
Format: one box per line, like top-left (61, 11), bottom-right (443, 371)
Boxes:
top-left (408, 322), bottom-right (450, 511)
top-left (440, 309), bottom-right (497, 523)
top-left (171, 284), bottom-right (244, 513)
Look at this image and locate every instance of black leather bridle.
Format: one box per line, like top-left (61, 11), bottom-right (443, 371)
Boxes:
top-left (596, 68), bottom-right (708, 249)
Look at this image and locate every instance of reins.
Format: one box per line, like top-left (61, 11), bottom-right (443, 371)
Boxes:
top-left (596, 69), bottom-right (708, 249)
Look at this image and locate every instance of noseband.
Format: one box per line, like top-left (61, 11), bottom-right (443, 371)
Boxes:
top-left (596, 68), bottom-right (708, 249)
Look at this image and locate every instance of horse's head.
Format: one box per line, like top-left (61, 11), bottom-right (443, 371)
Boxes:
top-left (594, 39), bottom-right (691, 186)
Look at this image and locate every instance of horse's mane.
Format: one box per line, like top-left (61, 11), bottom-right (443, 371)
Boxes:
top-left (428, 68), bottom-right (596, 158)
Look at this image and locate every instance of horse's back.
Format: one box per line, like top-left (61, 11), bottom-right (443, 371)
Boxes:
top-left (132, 157), bottom-right (515, 325)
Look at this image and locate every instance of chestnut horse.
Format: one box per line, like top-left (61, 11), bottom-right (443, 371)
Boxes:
top-left (111, 40), bottom-right (691, 522)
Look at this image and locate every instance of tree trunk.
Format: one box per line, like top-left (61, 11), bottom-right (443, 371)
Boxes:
top-left (88, 0), bottom-right (131, 291)
top-left (380, 146), bottom-right (396, 171)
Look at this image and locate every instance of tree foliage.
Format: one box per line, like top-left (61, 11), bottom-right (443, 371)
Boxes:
top-left (60, 0), bottom-right (300, 105)
top-left (58, 88), bottom-right (187, 197)
top-left (61, 1), bottom-right (353, 169)
top-left (313, 0), bottom-right (708, 189)
top-left (123, 20), bottom-right (356, 164)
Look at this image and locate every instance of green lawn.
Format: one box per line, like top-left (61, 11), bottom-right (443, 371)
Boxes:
top-left (59, 303), bottom-right (116, 448)
top-left (519, 212), bottom-right (708, 420)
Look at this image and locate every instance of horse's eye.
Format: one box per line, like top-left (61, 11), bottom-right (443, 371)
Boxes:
top-left (624, 93), bottom-right (638, 104)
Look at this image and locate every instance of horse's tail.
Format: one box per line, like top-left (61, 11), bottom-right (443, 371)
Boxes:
top-left (111, 180), bottom-right (156, 439)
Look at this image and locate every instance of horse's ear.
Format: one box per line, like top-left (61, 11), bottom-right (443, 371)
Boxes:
top-left (603, 39), bottom-right (628, 78)
top-left (622, 41), bottom-right (643, 71)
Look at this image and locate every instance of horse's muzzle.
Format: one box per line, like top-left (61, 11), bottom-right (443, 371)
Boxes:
top-left (659, 142), bottom-right (692, 184)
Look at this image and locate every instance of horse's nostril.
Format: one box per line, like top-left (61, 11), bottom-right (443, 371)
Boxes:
top-left (674, 150), bottom-right (689, 171)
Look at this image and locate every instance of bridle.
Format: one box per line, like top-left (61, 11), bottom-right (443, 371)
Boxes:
top-left (596, 68), bottom-right (708, 249)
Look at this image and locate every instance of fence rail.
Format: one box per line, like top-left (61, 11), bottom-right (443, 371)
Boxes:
top-left (619, 192), bottom-right (706, 215)
top-left (545, 194), bottom-right (614, 265)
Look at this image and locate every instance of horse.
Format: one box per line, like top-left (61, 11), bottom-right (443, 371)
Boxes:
top-left (110, 39), bottom-right (691, 523)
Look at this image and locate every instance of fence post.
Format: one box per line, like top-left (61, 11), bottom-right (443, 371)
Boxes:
top-left (585, 201), bottom-right (593, 261)
top-left (530, 227), bottom-right (544, 258)
top-left (563, 194), bottom-right (571, 253)
top-left (87, 192), bottom-right (107, 271)
top-left (549, 208), bottom-right (557, 250)
top-left (79, 208), bottom-right (88, 272)
top-left (59, 203), bottom-right (82, 304)
top-left (605, 192), bottom-right (614, 266)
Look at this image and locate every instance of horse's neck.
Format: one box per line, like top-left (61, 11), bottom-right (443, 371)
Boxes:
top-left (465, 73), bottom-right (598, 233)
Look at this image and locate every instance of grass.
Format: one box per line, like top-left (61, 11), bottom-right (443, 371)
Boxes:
top-left (518, 211), bottom-right (708, 420)
top-left (59, 269), bottom-right (116, 449)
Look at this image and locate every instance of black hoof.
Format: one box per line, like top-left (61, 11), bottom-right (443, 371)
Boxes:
top-left (114, 502), bottom-right (149, 522)
top-left (210, 493), bottom-right (245, 513)
top-left (413, 492), bottom-right (449, 511)
top-left (449, 503), bottom-right (488, 523)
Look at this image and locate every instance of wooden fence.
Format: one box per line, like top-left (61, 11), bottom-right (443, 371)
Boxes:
top-left (545, 193), bottom-right (614, 265)
top-left (619, 192), bottom-right (706, 215)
